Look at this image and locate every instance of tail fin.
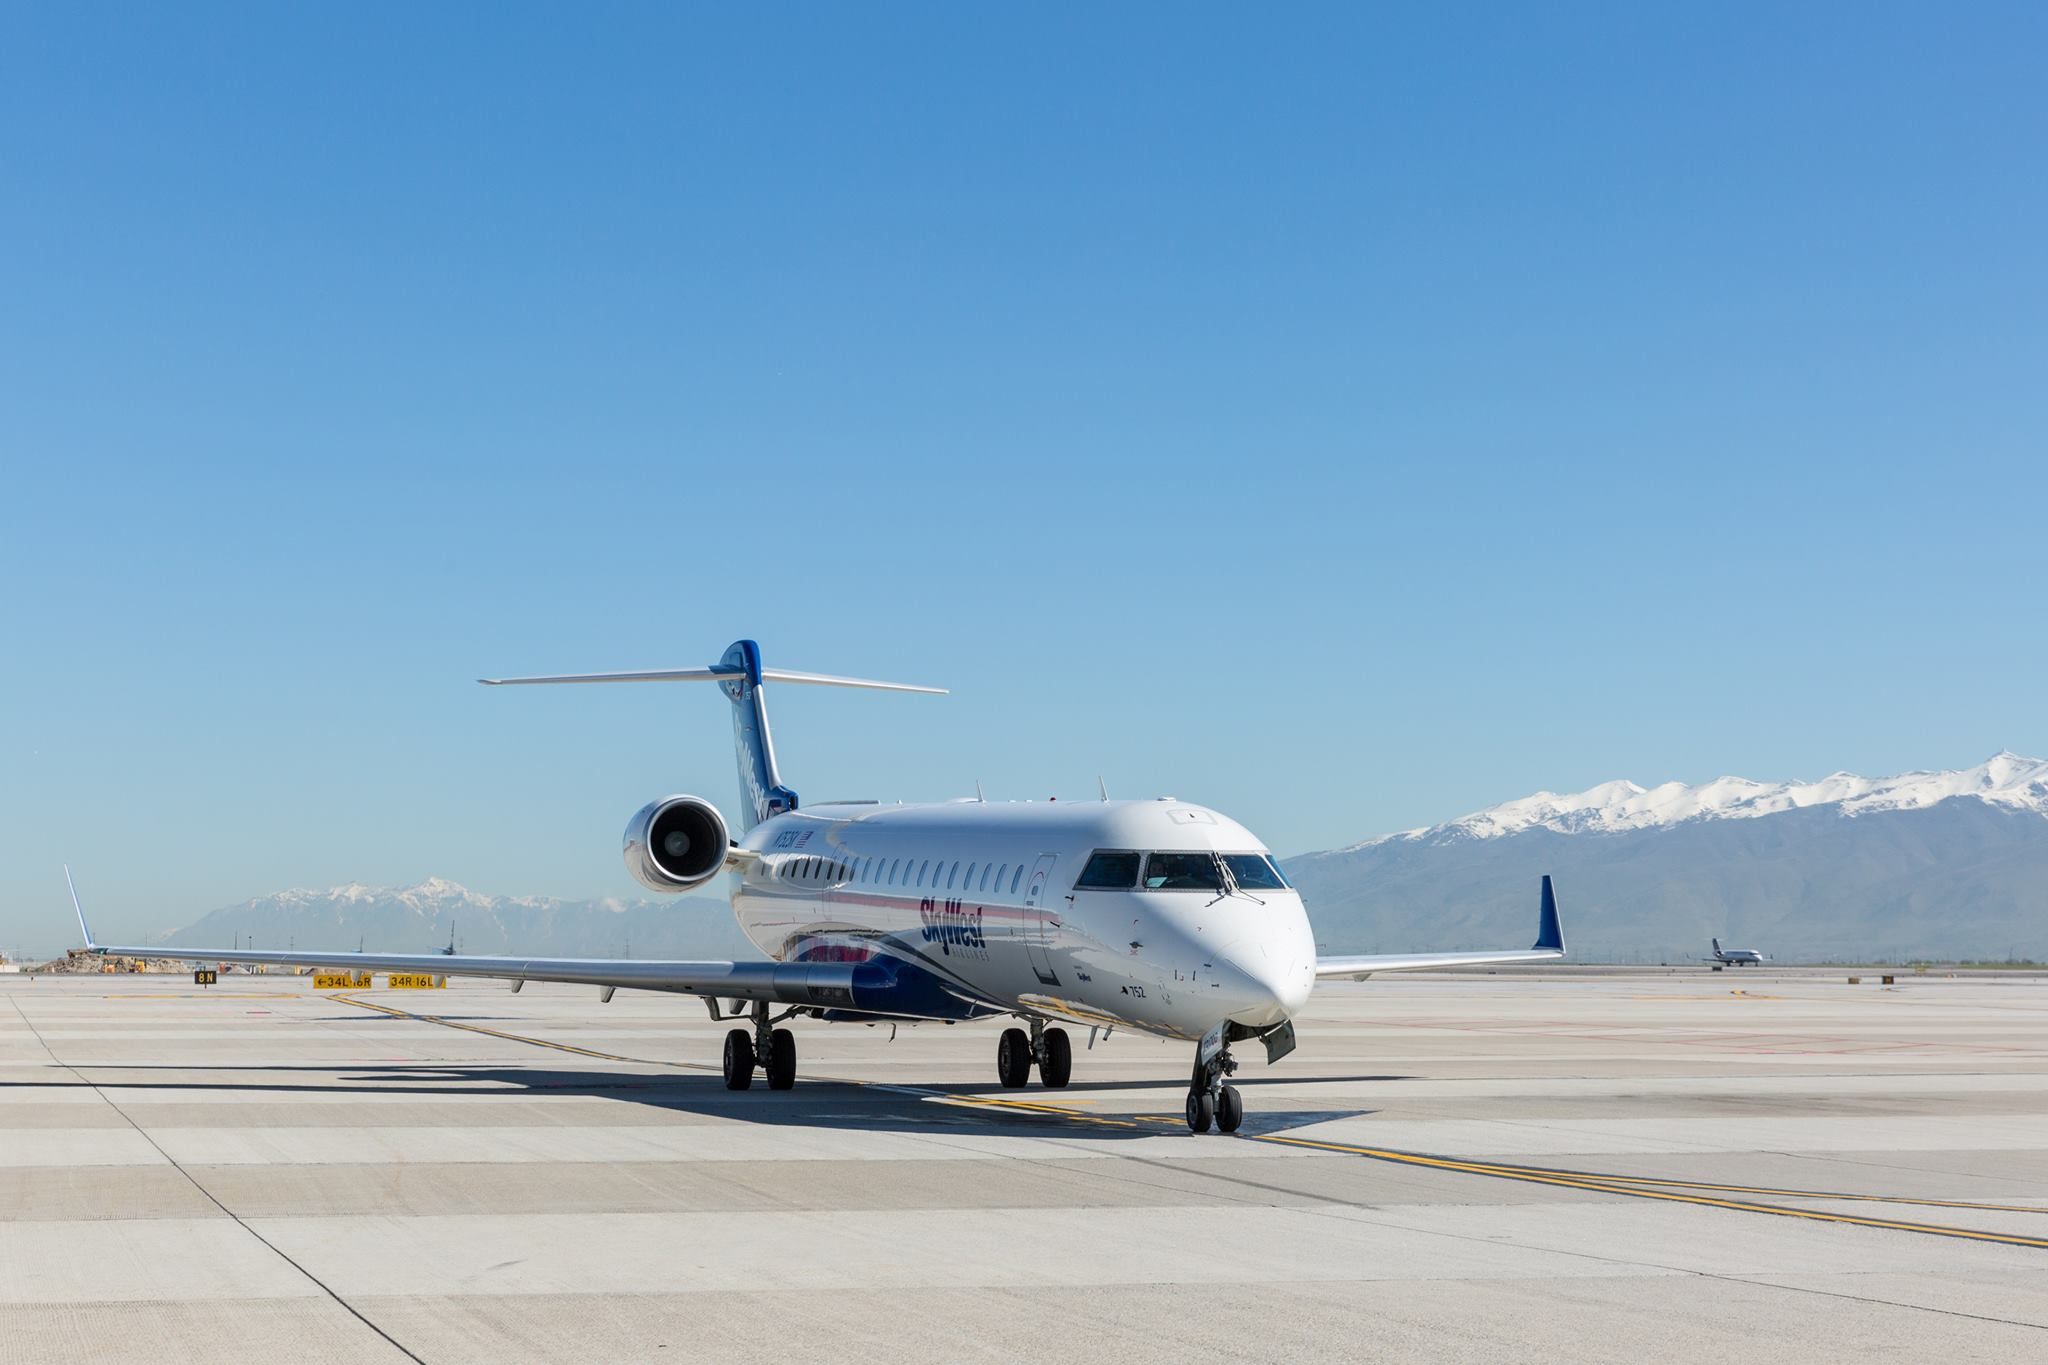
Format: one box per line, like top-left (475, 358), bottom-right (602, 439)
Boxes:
top-left (1712, 937), bottom-right (1721, 953)
top-left (480, 640), bottom-right (944, 831)
top-left (66, 865), bottom-right (97, 950)
top-left (1535, 875), bottom-right (1563, 953)
top-left (717, 640), bottom-right (794, 828)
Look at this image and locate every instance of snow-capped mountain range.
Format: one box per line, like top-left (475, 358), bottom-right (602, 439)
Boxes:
top-left (158, 756), bottom-right (2048, 964)
top-left (1285, 753), bottom-right (2048, 961)
top-left (1358, 753), bottom-right (2048, 847)
top-left (228, 875), bottom-right (640, 916)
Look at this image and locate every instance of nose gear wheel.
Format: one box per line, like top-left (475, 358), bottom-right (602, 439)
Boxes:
top-left (1185, 1042), bottom-right (1242, 1134)
top-left (1215, 1083), bottom-right (1244, 1133)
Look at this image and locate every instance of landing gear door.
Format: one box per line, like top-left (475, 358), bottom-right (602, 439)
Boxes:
top-left (1261, 1019), bottom-right (1297, 1065)
top-left (1022, 853), bottom-right (1061, 987)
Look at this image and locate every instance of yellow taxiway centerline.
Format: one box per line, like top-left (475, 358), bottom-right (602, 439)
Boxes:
top-left (329, 994), bottom-right (2048, 1250)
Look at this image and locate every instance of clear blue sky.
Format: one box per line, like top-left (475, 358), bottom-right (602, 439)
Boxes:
top-left (4, 4), bottom-right (2044, 953)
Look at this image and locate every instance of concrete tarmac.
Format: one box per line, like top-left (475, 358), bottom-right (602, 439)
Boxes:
top-left (5, 969), bottom-right (2047, 1363)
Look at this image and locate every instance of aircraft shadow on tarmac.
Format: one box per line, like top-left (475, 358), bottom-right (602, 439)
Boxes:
top-left (41, 1063), bottom-right (1384, 1140)
top-left (988, 1073), bottom-right (1413, 1093)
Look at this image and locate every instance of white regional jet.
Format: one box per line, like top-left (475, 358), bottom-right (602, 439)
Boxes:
top-left (1707, 937), bottom-right (1766, 966)
top-left (72, 640), bottom-right (1565, 1133)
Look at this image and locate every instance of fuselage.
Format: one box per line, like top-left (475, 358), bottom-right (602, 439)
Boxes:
top-left (729, 797), bottom-right (1316, 1041)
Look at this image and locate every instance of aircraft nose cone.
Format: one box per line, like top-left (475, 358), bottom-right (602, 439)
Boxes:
top-left (1253, 949), bottom-right (1313, 1017)
top-left (1216, 944), bottom-right (1311, 1027)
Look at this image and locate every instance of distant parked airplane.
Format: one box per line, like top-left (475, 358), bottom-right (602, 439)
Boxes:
top-left (1707, 937), bottom-right (1765, 966)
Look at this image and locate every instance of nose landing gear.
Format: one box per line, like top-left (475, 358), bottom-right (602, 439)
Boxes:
top-left (995, 1019), bottom-right (1073, 1089)
top-left (1186, 1037), bottom-right (1242, 1135)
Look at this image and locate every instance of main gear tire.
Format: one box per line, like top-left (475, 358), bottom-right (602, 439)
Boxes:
top-left (1040, 1027), bottom-right (1073, 1088)
top-left (766, 1027), bottom-right (797, 1091)
top-left (722, 1028), bottom-right (756, 1091)
top-left (997, 1027), bottom-right (1032, 1088)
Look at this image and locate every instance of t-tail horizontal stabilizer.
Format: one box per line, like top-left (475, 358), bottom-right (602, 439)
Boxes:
top-left (479, 638), bottom-right (944, 833)
top-left (477, 665), bottom-right (945, 694)
top-left (1313, 875), bottom-right (1567, 979)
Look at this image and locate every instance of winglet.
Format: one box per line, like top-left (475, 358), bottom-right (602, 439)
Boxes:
top-left (65, 866), bottom-right (98, 951)
top-left (1533, 875), bottom-right (1564, 953)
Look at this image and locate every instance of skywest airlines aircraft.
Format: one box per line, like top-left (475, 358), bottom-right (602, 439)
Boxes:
top-left (73, 640), bottom-right (1565, 1133)
top-left (1707, 937), bottom-right (1765, 966)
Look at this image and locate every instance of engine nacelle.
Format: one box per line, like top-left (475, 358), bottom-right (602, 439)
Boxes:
top-left (622, 795), bottom-right (731, 893)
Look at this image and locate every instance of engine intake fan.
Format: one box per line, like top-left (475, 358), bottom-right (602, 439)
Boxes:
top-left (623, 795), bottom-right (730, 893)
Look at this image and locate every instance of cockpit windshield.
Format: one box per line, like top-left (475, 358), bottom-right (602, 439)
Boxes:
top-left (1133, 851), bottom-right (1291, 892)
top-left (1221, 854), bottom-right (1290, 890)
top-left (1142, 852), bottom-right (1226, 891)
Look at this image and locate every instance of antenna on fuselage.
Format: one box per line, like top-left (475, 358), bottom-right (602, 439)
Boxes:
top-left (975, 780), bottom-right (985, 803)
top-left (1097, 776), bottom-right (1109, 801)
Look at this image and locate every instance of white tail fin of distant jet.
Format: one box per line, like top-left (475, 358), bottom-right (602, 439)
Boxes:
top-left (66, 865), bottom-right (94, 949)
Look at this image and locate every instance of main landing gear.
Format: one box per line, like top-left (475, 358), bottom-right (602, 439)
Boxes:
top-left (723, 1001), bottom-right (797, 1091)
top-left (996, 1019), bottom-right (1072, 1089)
top-left (1185, 1042), bottom-right (1243, 1135)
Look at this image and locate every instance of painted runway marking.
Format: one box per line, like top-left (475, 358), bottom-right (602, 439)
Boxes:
top-left (106, 992), bottom-right (303, 1000)
top-left (1250, 1135), bottom-right (2048, 1250)
top-left (330, 994), bottom-right (2048, 1250)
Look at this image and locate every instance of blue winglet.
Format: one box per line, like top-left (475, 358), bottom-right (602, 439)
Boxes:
top-left (65, 866), bottom-right (97, 950)
top-left (1533, 875), bottom-right (1564, 953)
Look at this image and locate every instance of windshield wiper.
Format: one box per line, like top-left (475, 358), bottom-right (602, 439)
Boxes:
top-left (1206, 854), bottom-right (1264, 907)
top-left (1203, 854), bottom-right (1231, 906)
top-left (1216, 856), bottom-right (1264, 906)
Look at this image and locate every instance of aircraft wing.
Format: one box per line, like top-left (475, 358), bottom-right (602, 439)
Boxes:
top-left (82, 943), bottom-right (819, 999)
top-left (66, 870), bottom-right (850, 1007)
top-left (1315, 875), bottom-right (1565, 979)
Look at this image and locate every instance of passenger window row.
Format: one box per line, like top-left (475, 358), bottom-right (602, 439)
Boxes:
top-left (776, 853), bottom-right (1028, 897)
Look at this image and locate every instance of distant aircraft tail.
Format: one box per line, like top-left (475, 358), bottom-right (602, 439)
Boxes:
top-left (1535, 875), bottom-right (1563, 953)
top-left (66, 866), bottom-right (95, 949)
top-left (1712, 937), bottom-right (1722, 953)
top-left (480, 639), bottom-right (944, 830)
